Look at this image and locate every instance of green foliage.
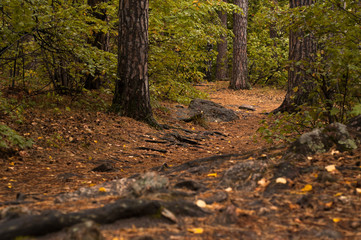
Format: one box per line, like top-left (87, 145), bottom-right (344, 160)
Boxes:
top-left (0, 0), bottom-right (117, 94)
top-left (257, 110), bottom-right (324, 144)
top-left (0, 124), bottom-right (33, 150)
top-left (149, 0), bottom-right (238, 103)
top-left (248, 1), bottom-right (288, 87)
top-left (282, 1), bottom-right (361, 121)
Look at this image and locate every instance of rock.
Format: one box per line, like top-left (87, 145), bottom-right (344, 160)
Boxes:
top-left (91, 162), bottom-right (116, 172)
top-left (288, 122), bottom-right (357, 156)
top-left (203, 191), bottom-right (228, 204)
top-left (273, 161), bottom-right (299, 180)
top-left (215, 205), bottom-right (239, 225)
top-left (174, 180), bottom-right (207, 191)
top-left (323, 123), bottom-right (357, 151)
top-left (128, 172), bottom-right (169, 197)
top-left (316, 229), bottom-right (343, 239)
top-left (67, 220), bottom-right (104, 240)
top-left (316, 171), bottom-right (338, 183)
top-left (0, 206), bottom-right (31, 221)
top-left (239, 104), bottom-right (256, 111)
top-left (219, 160), bottom-right (268, 190)
top-left (188, 98), bottom-right (239, 122)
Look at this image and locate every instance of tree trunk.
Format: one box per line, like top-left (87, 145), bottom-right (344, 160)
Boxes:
top-left (84, 0), bottom-right (110, 90)
top-left (274, 0), bottom-right (316, 113)
top-left (215, 0), bottom-right (228, 81)
top-left (230, 0), bottom-right (249, 90)
top-left (111, 0), bottom-right (156, 126)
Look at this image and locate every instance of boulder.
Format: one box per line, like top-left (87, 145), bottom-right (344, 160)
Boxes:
top-left (219, 160), bottom-right (268, 190)
top-left (188, 99), bottom-right (239, 122)
top-left (288, 122), bottom-right (357, 156)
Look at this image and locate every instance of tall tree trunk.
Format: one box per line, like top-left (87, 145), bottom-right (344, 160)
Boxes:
top-left (85, 0), bottom-right (110, 90)
top-left (230, 0), bottom-right (249, 90)
top-left (112, 0), bottom-right (156, 126)
top-left (274, 0), bottom-right (316, 113)
top-left (215, 0), bottom-right (228, 81)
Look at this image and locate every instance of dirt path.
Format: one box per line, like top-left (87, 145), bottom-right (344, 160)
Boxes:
top-left (1, 83), bottom-right (360, 239)
top-left (0, 83), bottom-right (285, 203)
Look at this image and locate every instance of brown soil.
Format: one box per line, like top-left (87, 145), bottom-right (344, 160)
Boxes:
top-left (1, 82), bottom-right (360, 239)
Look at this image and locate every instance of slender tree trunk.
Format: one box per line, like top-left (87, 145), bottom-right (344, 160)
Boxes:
top-left (85, 0), bottom-right (110, 90)
top-left (215, 0), bottom-right (228, 81)
top-left (274, 0), bottom-right (316, 113)
top-left (112, 0), bottom-right (156, 125)
top-left (230, 0), bottom-right (249, 90)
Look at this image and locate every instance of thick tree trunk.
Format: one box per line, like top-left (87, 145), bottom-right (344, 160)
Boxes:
top-left (112, 0), bottom-right (156, 125)
top-left (215, 1), bottom-right (228, 81)
top-left (230, 0), bottom-right (249, 90)
top-left (84, 0), bottom-right (110, 90)
top-left (274, 0), bottom-right (316, 113)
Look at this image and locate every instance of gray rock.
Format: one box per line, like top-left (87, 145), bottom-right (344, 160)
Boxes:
top-left (289, 122), bottom-right (357, 156)
top-left (188, 98), bottom-right (239, 122)
top-left (219, 160), bottom-right (268, 190)
top-left (239, 104), bottom-right (256, 111)
top-left (128, 172), bottom-right (169, 197)
top-left (68, 220), bottom-right (104, 240)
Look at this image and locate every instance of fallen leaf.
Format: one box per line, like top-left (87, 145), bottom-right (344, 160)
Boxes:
top-left (196, 200), bottom-right (207, 208)
top-left (225, 187), bottom-right (232, 192)
top-left (257, 178), bottom-right (269, 187)
top-left (301, 184), bottom-right (313, 192)
top-left (276, 177), bottom-right (287, 184)
top-left (325, 165), bottom-right (336, 172)
top-left (188, 228), bottom-right (204, 234)
top-left (207, 173), bottom-right (217, 177)
top-left (98, 187), bottom-right (106, 192)
top-left (356, 188), bottom-right (361, 194)
top-left (333, 218), bottom-right (341, 223)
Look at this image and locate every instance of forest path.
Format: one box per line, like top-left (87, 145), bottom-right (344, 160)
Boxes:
top-left (1, 83), bottom-right (361, 239)
top-left (0, 82), bottom-right (285, 203)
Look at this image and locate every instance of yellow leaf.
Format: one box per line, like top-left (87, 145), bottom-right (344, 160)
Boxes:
top-left (188, 228), bottom-right (203, 234)
top-left (94, 140), bottom-right (98, 143)
top-left (293, 86), bottom-right (299, 92)
top-left (334, 192), bottom-right (342, 197)
top-left (301, 184), bottom-right (312, 192)
top-left (207, 173), bottom-right (217, 177)
top-left (89, 183), bottom-right (96, 187)
top-left (333, 218), bottom-right (341, 223)
top-left (98, 187), bottom-right (106, 192)
top-left (9, 162), bottom-right (14, 166)
top-left (88, 156), bottom-right (92, 160)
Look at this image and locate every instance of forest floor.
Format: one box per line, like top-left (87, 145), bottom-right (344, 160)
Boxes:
top-left (0, 81), bottom-right (360, 239)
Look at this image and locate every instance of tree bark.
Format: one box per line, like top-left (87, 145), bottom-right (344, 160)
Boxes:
top-left (230, 0), bottom-right (249, 90)
top-left (274, 0), bottom-right (317, 113)
top-left (215, 0), bottom-right (228, 81)
top-left (112, 0), bottom-right (156, 126)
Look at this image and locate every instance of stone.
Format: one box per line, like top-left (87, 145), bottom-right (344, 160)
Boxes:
top-left (68, 221), bottom-right (104, 240)
top-left (219, 160), bottom-right (268, 190)
top-left (239, 104), bottom-right (256, 111)
top-left (288, 122), bottom-right (357, 156)
top-left (188, 98), bottom-right (239, 122)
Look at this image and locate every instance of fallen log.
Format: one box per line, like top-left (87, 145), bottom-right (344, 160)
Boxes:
top-left (0, 199), bottom-right (161, 240)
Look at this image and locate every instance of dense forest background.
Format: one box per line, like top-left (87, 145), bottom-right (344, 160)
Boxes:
top-left (0, 0), bottom-right (360, 150)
